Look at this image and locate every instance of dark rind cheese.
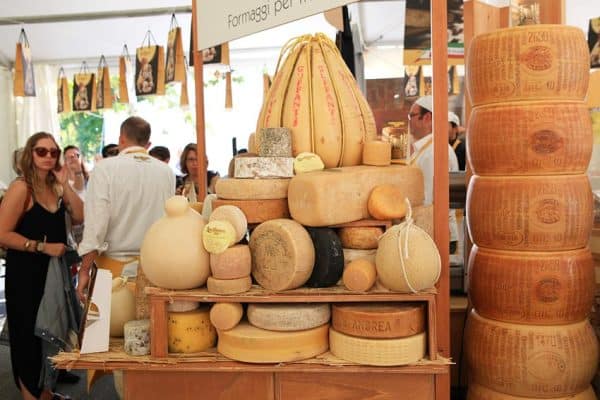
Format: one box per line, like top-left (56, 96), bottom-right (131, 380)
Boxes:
top-left (305, 227), bottom-right (344, 288)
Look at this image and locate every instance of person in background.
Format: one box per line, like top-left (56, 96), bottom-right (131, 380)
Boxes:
top-left (0, 132), bottom-right (84, 400)
top-left (149, 146), bottom-right (171, 164)
top-left (101, 143), bottom-right (119, 158)
top-left (448, 112), bottom-right (466, 171)
top-left (176, 143), bottom-right (200, 202)
top-left (12, 148), bottom-right (24, 176)
top-left (63, 145), bottom-right (89, 198)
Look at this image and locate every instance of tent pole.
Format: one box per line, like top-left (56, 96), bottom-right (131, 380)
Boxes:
top-left (191, 0), bottom-right (207, 200)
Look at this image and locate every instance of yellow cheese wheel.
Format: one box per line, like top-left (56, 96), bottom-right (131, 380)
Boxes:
top-left (469, 246), bottom-right (595, 325)
top-left (168, 307), bottom-right (216, 353)
top-left (202, 220), bottom-right (237, 254)
top-left (249, 219), bottom-right (315, 291)
top-left (467, 384), bottom-right (598, 400)
top-left (212, 198), bottom-right (290, 224)
top-left (467, 175), bottom-right (593, 251)
top-left (368, 184), bottom-right (408, 220)
top-left (215, 178), bottom-right (290, 200)
top-left (217, 322), bottom-right (329, 363)
top-left (338, 226), bottom-right (383, 250)
top-left (362, 141), bottom-right (391, 166)
top-left (209, 302), bottom-right (244, 331)
top-left (206, 276), bottom-right (252, 295)
top-left (209, 244), bottom-right (252, 280)
top-left (329, 328), bottom-right (426, 366)
top-left (467, 25), bottom-right (590, 106)
top-left (247, 303), bottom-right (331, 331)
top-left (468, 101), bottom-right (593, 176)
top-left (209, 205), bottom-right (248, 243)
top-left (293, 152), bottom-right (325, 174)
top-left (465, 311), bottom-right (599, 398)
top-left (343, 259), bottom-right (377, 292)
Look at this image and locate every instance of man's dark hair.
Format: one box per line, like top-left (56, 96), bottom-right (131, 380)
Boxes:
top-left (101, 143), bottom-right (119, 158)
top-left (120, 116), bottom-right (151, 146)
top-left (149, 146), bottom-right (171, 162)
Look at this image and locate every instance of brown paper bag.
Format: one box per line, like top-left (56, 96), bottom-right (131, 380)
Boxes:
top-left (14, 29), bottom-right (36, 97)
top-left (136, 31), bottom-right (165, 96)
top-left (57, 67), bottom-right (71, 114)
top-left (118, 45), bottom-right (132, 103)
top-left (225, 70), bottom-right (232, 109)
top-left (95, 55), bottom-right (113, 110)
top-left (73, 62), bottom-right (96, 112)
top-left (166, 14), bottom-right (186, 84)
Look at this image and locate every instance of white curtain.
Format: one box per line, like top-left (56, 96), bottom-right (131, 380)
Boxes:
top-left (0, 66), bottom-right (17, 188)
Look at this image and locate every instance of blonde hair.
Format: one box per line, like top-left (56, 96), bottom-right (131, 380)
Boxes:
top-left (19, 132), bottom-right (61, 195)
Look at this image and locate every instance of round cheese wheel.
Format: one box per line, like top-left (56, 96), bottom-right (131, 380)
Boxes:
top-left (343, 248), bottom-right (377, 265)
top-left (468, 101), bottom-right (593, 176)
top-left (332, 303), bottom-right (425, 339)
top-left (209, 205), bottom-right (248, 243)
top-left (211, 198), bottom-right (290, 224)
top-left (467, 384), bottom-right (597, 400)
top-left (465, 311), bottom-right (599, 398)
top-left (368, 185), bottom-right (408, 220)
top-left (247, 303), bottom-right (331, 331)
top-left (467, 175), bottom-right (593, 251)
top-left (338, 227), bottom-right (383, 250)
top-left (294, 152), bottom-right (325, 174)
top-left (343, 259), bottom-right (377, 292)
top-left (217, 322), bottom-right (329, 363)
top-left (202, 220), bottom-right (237, 254)
top-left (469, 246), bottom-right (595, 325)
top-left (215, 178), bottom-right (290, 200)
top-left (209, 244), bottom-right (252, 280)
top-left (376, 222), bottom-right (441, 292)
top-left (167, 300), bottom-right (199, 313)
top-left (168, 307), bottom-right (216, 353)
top-left (467, 25), bottom-right (590, 106)
top-left (329, 328), bottom-right (426, 366)
top-left (210, 302), bottom-right (244, 331)
top-left (250, 219), bottom-right (315, 291)
top-left (110, 277), bottom-right (136, 337)
top-left (362, 141), bottom-right (391, 166)
top-left (206, 276), bottom-right (252, 295)
top-left (305, 227), bottom-right (344, 288)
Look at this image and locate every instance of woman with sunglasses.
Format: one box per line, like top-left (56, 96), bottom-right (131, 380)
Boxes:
top-left (0, 132), bottom-right (83, 400)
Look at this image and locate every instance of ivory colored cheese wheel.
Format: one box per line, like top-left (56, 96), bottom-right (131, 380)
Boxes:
top-left (376, 222), bottom-right (441, 292)
top-left (338, 227), bottom-right (383, 250)
top-left (141, 196), bottom-right (210, 289)
top-left (110, 278), bottom-right (136, 337)
top-left (209, 244), bottom-right (252, 280)
top-left (202, 220), bottom-right (237, 254)
top-left (467, 25), bottom-right (590, 106)
top-left (168, 307), bottom-right (216, 353)
top-left (468, 101), bottom-right (593, 176)
top-left (294, 152), bottom-right (325, 174)
top-left (467, 384), bottom-right (597, 400)
top-left (217, 322), bottom-right (329, 363)
top-left (206, 276), bottom-right (252, 295)
top-left (167, 300), bottom-right (199, 313)
top-left (329, 328), bottom-right (426, 366)
top-left (332, 303), bottom-right (425, 339)
top-left (209, 205), bottom-right (248, 243)
top-left (288, 165), bottom-right (424, 227)
top-left (215, 178), bottom-right (290, 200)
top-left (469, 246), bottom-right (595, 325)
top-left (368, 185), bottom-right (408, 220)
top-left (342, 248), bottom-right (376, 265)
top-left (467, 175), bottom-right (593, 251)
top-left (247, 303), bottom-right (331, 331)
top-left (465, 311), bottom-right (599, 398)
top-left (249, 219), bottom-right (315, 291)
top-left (210, 303), bottom-right (244, 331)
top-left (362, 141), bottom-right (391, 166)
top-left (343, 259), bottom-right (377, 292)
top-left (212, 198), bottom-right (290, 224)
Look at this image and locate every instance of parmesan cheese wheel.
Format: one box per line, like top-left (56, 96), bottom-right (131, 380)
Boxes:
top-left (467, 383), bottom-right (597, 400)
top-left (293, 152), bottom-right (325, 174)
top-left (467, 25), bottom-right (590, 106)
top-left (247, 303), bottom-right (331, 331)
top-left (110, 277), bottom-right (136, 337)
top-left (368, 185), bottom-right (408, 220)
top-left (202, 220), bottom-right (237, 254)
top-left (215, 178), bottom-right (290, 200)
top-left (250, 219), bottom-right (315, 291)
top-left (217, 322), bottom-right (329, 363)
top-left (288, 165), bottom-right (424, 227)
top-left (468, 101), bottom-right (593, 176)
top-left (343, 259), bottom-right (377, 292)
top-left (469, 246), bottom-right (595, 325)
top-left (329, 328), bottom-right (426, 366)
top-left (210, 302), bottom-right (244, 331)
top-left (212, 198), bottom-right (290, 224)
top-left (343, 248), bottom-right (376, 265)
top-left (168, 307), bottom-right (216, 353)
top-left (376, 222), bottom-right (441, 292)
top-left (467, 175), bottom-right (593, 251)
top-left (123, 319), bottom-right (150, 356)
top-left (362, 141), bottom-right (391, 166)
top-left (305, 227), bottom-right (344, 288)
top-left (465, 311), bottom-right (599, 398)
top-left (338, 227), bottom-right (383, 250)
top-left (206, 276), bottom-right (252, 295)
top-left (332, 303), bottom-right (425, 339)
top-left (234, 156), bottom-right (294, 178)
top-left (209, 205), bottom-right (248, 243)
top-left (167, 301), bottom-right (199, 313)
top-left (209, 244), bottom-right (252, 280)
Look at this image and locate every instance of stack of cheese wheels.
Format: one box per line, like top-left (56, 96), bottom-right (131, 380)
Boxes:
top-left (218, 303), bottom-right (330, 363)
top-left (465, 25), bottom-right (597, 400)
top-left (205, 205), bottom-right (252, 295)
top-left (337, 224), bottom-right (383, 291)
top-left (329, 303), bottom-right (426, 365)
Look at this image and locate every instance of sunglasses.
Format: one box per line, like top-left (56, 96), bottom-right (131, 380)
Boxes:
top-left (34, 147), bottom-right (61, 158)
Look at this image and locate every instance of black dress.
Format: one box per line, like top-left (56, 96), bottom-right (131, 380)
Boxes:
top-left (5, 200), bottom-right (67, 397)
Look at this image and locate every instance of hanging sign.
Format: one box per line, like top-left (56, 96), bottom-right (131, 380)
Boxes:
top-left (195, 0), bottom-right (356, 50)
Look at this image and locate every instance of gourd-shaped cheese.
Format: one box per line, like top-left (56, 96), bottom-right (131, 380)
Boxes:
top-left (141, 196), bottom-right (210, 289)
top-left (110, 277), bottom-right (136, 337)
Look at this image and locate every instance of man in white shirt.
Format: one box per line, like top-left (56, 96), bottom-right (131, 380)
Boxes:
top-left (408, 95), bottom-right (460, 253)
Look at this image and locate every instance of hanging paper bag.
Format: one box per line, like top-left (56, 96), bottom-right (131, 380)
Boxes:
top-left (404, 66), bottom-right (421, 98)
top-left (95, 55), bottom-right (113, 110)
top-left (57, 67), bottom-right (71, 114)
top-left (73, 61), bottom-right (96, 112)
top-left (225, 70), bottom-right (233, 109)
top-left (14, 29), bottom-right (36, 97)
top-left (118, 45), bottom-right (136, 104)
top-left (165, 14), bottom-right (186, 84)
top-left (136, 31), bottom-right (165, 96)
top-left (180, 56), bottom-right (189, 107)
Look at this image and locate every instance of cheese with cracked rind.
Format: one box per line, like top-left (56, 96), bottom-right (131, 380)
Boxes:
top-left (247, 303), bottom-right (331, 331)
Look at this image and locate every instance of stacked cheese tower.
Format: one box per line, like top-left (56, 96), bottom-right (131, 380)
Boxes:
top-left (465, 25), bottom-right (598, 399)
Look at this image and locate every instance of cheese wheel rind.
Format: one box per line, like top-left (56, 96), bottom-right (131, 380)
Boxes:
top-left (215, 178), bottom-right (290, 200)
top-left (247, 303), bottom-right (331, 331)
top-left (467, 383), bottom-right (597, 400)
top-left (210, 302), bottom-right (244, 331)
top-left (362, 141), bottom-right (391, 166)
top-left (212, 198), bottom-right (290, 224)
top-left (338, 227), bottom-right (383, 250)
top-left (305, 227), bottom-right (344, 288)
top-left (210, 244), bottom-right (252, 280)
top-left (368, 184), bottom-right (408, 220)
top-left (206, 276), bottom-right (252, 295)
top-left (343, 259), bottom-right (377, 292)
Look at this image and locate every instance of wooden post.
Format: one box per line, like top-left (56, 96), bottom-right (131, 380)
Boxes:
top-left (192, 0), bottom-right (207, 200)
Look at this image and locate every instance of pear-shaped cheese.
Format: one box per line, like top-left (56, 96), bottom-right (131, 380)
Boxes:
top-left (110, 277), bottom-right (136, 337)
